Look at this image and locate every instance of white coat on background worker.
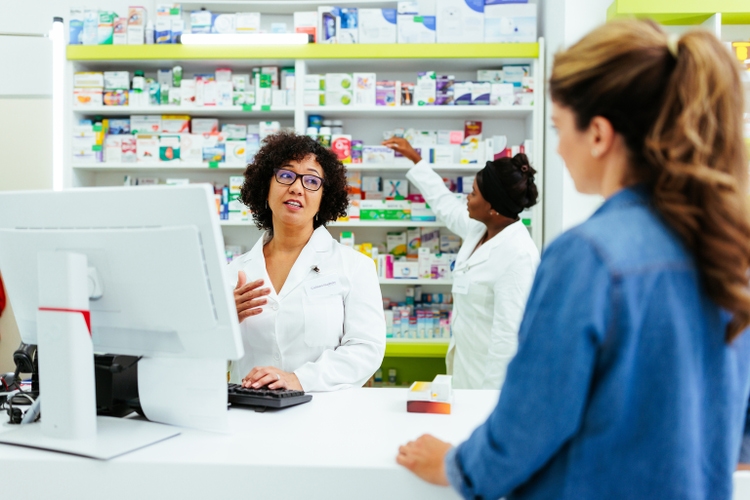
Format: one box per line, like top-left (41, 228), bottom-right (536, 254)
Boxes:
top-left (384, 138), bottom-right (540, 389)
top-left (227, 131), bottom-right (385, 393)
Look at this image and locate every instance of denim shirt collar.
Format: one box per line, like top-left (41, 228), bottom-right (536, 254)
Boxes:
top-left (594, 184), bottom-right (651, 218)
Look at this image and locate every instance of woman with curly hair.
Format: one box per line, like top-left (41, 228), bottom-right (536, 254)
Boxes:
top-left (225, 131), bottom-right (385, 392)
top-left (382, 137), bottom-right (540, 390)
top-left (396, 19), bottom-right (750, 499)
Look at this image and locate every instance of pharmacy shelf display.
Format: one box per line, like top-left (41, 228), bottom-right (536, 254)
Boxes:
top-left (64, 41), bottom-right (546, 353)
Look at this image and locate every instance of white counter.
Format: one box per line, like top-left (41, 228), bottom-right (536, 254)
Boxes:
top-left (0, 388), bottom-right (499, 500)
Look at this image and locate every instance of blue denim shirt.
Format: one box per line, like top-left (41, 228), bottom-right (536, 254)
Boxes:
top-left (445, 185), bottom-right (750, 499)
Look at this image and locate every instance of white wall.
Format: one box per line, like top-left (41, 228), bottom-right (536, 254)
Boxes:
top-left (542, 0), bottom-right (610, 246)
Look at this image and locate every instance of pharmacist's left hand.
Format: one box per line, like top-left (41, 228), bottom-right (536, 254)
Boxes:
top-left (396, 434), bottom-right (452, 486)
top-left (242, 366), bottom-right (303, 391)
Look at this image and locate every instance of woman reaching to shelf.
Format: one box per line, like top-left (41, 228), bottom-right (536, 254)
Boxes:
top-left (396, 20), bottom-right (750, 499)
top-left (226, 131), bottom-right (386, 392)
top-left (382, 137), bottom-right (540, 390)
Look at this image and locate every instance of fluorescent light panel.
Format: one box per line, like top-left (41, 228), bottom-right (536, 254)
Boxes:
top-left (180, 33), bottom-right (309, 46)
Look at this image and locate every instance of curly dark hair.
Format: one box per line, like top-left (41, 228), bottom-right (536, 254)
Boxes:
top-left (240, 131), bottom-right (349, 232)
top-left (476, 153), bottom-right (539, 218)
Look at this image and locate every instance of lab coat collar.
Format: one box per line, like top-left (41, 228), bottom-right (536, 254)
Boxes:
top-left (464, 220), bottom-right (527, 268)
top-left (242, 226), bottom-right (333, 299)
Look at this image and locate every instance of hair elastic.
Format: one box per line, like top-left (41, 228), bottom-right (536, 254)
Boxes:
top-left (666, 33), bottom-right (680, 58)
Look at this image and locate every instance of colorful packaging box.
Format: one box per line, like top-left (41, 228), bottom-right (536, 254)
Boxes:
top-left (159, 135), bottom-right (181, 162)
top-left (415, 72), bottom-right (436, 106)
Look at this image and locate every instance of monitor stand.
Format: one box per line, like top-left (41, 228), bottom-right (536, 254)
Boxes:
top-left (0, 251), bottom-right (180, 459)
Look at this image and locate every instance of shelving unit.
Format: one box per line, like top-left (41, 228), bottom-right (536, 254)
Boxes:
top-left (63, 38), bottom-right (546, 368)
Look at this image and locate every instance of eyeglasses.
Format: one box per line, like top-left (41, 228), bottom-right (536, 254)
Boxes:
top-left (273, 168), bottom-right (324, 192)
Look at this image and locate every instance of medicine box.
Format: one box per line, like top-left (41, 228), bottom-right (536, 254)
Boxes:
top-left (415, 72), bottom-right (436, 106)
top-left (338, 8), bottom-right (359, 43)
top-left (436, 0), bottom-right (484, 44)
top-left (225, 140), bottom-right (247, 165)
top-left (136, 135), bottom-right (159, 163)
top-left (360, 200), bottom-right (386, 220)
top-left (472, 81), bottom-right (491, 105)
top-left (354, 73), bottom-right (377, 106)
top-left (103, 71), bottom-right (129, 90)
top-left (236, 12), bottom-right (261, 32)
top-left (179, 134), bottom-right (204, 163)
top-left (502, 65), bottom-right (531, 88)
top-left (326, 90), bottom-right (354, 106)
top-left (384, 179), bottom-right (409, 198)
top-left (130, 115), bottom-right (161, 135)
top-left (397, 15), bottom-right (436, 44)
top-left (384, 199), bottom-right (411, 220)
top-left (159, 135), bottom-right (180, 162)
top-left (485, 2), bottom-right (537, 43)
top-left (421, 228), bottom-right (440, 252)
top-left (331, 135), bottom-right (352, 163)
top-left (454, 81), bottom-right (472, 105)
top-left (393, 261), bottom-right (419, 279)
top-left (73, 89), bottom-right (103, 107)
top-left (228, 175), bottom-right (245, 220)
top-left (74, 72), bottom-right (104, 89)
top-left (161, 115), bottom-right (190, 134)
top-left (359, 9), bottom-right (397, 44)
top-left (104, 135), bottom-right (122, 163)
top-left (192, 118), bottom-right (219, 135)
top-left (363, 145), bottom-right (395, 164)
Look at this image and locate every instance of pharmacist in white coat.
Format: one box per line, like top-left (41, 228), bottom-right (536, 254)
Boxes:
top-left (227, 132), bottom-right (385, 392)
top-left (384, 138), bottom-right (540, 389)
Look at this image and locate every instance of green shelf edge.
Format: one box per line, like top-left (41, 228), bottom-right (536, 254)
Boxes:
top-left (67, 43), bottom-right (539, 61)
top-left (385, 342), bottom-right (449, 358)
top-left (607, 0), bottom-right (750, 24)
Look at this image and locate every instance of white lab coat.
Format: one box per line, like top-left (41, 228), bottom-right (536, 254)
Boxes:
top-left (225, 226), bottom-right (386, 392)
top-left (406, 160), bottom-right (540, 389)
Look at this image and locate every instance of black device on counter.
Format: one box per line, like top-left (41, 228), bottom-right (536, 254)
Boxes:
top-left (94, 354), bottom-right (140, 417)
top-left (228, 383), bottom-right (312, 412)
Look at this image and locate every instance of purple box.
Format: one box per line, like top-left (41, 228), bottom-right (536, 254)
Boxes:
top-left (376, 81), bottom-right (397, 106)
top-left (351, 140), bottom-right (363, 163)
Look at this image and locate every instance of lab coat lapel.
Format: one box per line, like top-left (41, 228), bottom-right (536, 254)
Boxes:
top-left (467, 220), bottom-right (524, 267)
top-left (241, 231), bottom-right (278, 299)
top-left (454, 225), bottom-right (486, 272)
top-left (277, 227), bottom-right (331, 300)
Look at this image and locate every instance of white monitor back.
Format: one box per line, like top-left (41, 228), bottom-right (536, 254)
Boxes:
top-left (0, 184), bottom-right (243, 362)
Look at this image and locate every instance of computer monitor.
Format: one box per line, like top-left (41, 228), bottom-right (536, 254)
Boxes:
top-left (0, 185), bottom-right (243, 458)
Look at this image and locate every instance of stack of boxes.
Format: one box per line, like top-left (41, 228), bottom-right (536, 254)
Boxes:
top-left (302, 67), bottom-right (532, 108)
top-left (73, 66), bottom-right (295, 109)
top-left (81, 115), bottom-right (280, 165)
top-left (69, 2), bottom-right (538, 46)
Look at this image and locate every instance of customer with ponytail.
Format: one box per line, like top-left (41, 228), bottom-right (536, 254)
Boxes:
top-left (396, 19), bottom-right (750, 500)
top-left (383, 137), bottom-right (540, 390)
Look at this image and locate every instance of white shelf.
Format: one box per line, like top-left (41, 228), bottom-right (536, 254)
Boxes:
top-left (220, 220), bottom-right (443, 228)
top-left (73, 162), bottom-right (245, 172)
top-left (385, 338), bottom-right (451, 343)
top-left (180, 1), bottom-right (395, 14)
top-left (379, 278), bottom-right (452, 285)
top-left (345, 164), bottom-right (480, 172)
top-left (304, 105), bottom-right (533, 119)
top-left (332, 220), bottom-right (441, 227)
top-left (72, 105), bottom-right (295, 117)
top-left (72, 162), bottom-right (480, 173)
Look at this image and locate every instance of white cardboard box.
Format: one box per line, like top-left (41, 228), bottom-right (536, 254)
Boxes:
top-left (397, 15), bottom-right (436, 43)
top-left (359, 9), bottom-right (397, 44)
top-left (485, 2), bottom-right (537, 43)
top-left (436, 0), bottom-right (484, 43)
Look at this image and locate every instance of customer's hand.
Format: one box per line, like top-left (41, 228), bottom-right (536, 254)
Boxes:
top-left (243, 366), bottom-right (303, 391)
top-left (397, 434), bottom-right (452, 486)
top-left (234, 271), bottom-right (271, 323)
top-left (382, 137), bottom-right (422, 164)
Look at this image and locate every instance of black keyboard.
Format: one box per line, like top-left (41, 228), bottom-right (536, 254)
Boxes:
top-left (228, 383), bottom-right (312, 410)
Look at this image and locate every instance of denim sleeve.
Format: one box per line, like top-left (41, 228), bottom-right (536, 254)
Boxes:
top-left (451, 231), bottom-right (612, 500)
top-left (740, 396), bottom-right (750, 463)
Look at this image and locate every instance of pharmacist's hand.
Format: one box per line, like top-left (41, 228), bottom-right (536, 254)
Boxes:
top-left (242, 366), bottom-right (303, 391)
top-left (234, 271), bottom-right (271, 323)
top-left (382, 137), bottom-right (422, 164)
top-left (397, 434), bottom-right (452, 486)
